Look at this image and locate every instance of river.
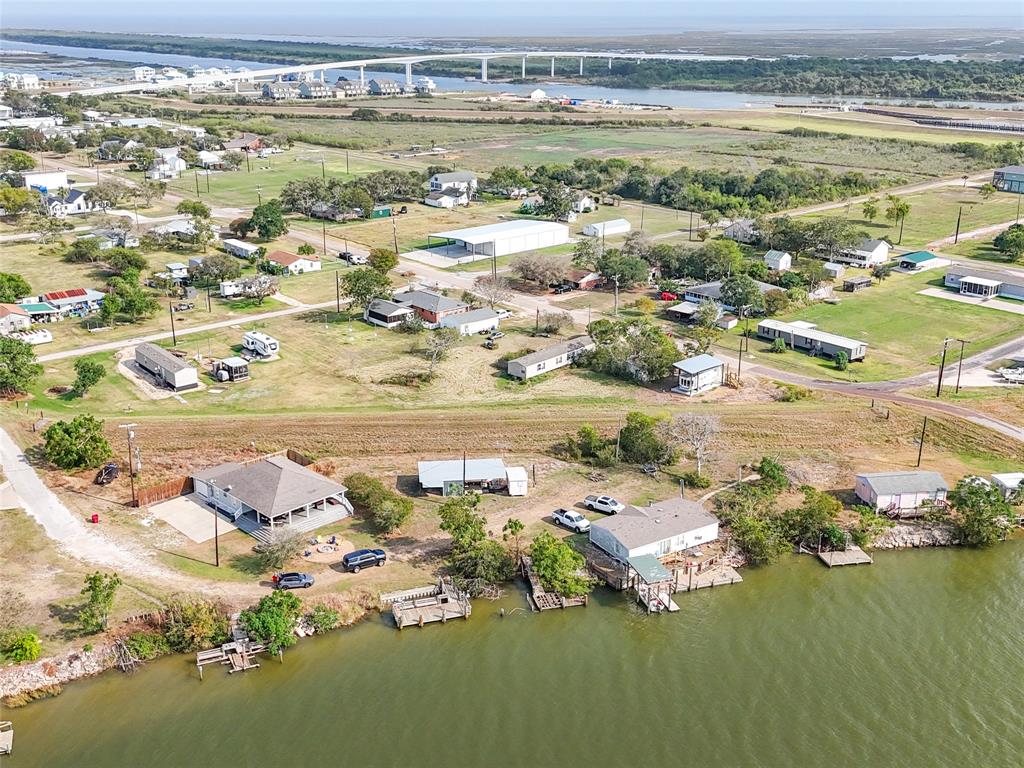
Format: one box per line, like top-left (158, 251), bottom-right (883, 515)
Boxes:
top-left (8, 543), bottom-right (1024, 768)
top-left (2, 40), bottom-right (1022, 111)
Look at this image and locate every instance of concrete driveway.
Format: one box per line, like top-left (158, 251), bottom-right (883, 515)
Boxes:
top-left (150, 493), bottom-right (238, 543)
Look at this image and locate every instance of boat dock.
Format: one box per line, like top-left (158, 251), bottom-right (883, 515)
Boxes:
top-left (520, 556), bottom-right (588, 611)
top-left (195, 615), bottom-right (267, 678)
top-left (675, 562), bottom-right (744, 592)
top-left (818, 546), bottom-right (874, 567)
top-left (0, 721), bottom-right (13, 756)
top-left (380, 579), bottom-right (472, 629)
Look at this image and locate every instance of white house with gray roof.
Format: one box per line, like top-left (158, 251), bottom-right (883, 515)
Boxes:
top-left (683, 279), bottom-right (776, 311)
top-left (507, 335), bottom-right (595, 380)
top-left (135, 342), bottom-right (199, 391)
top-left (854, 471), bottom-right (949, 517)
top-left (193, 455), bottom-right (351, 541)
top-left (757, 319), bottom-right (868, 361)
top-left (672, 354), bottom-right (726, 396)
top-left (440, 307), bottom-right (500, 336)
top-left (944, 264), bottom-right (1024, 301)
top-left (589, 498), bottom-right (720, 560)
top-left (830, 238), bottom-right (891, 268)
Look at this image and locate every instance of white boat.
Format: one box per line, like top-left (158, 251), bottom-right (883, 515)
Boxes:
top-left (10, 329), bottom-right (53, 345)
top-left (997, 367), bottom-right (1024, 384)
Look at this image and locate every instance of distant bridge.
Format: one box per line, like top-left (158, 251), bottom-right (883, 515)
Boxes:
top-left (60, 50), bottom-right (758, 96)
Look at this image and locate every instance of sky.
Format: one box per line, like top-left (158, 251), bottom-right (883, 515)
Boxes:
top-left (5, 1), bottom-right (1023, 36)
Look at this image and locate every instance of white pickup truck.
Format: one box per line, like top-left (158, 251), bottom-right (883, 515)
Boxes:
top-left (552, 508), bottom-right (591, 533)
top-left (584, 495), bottom-right (625, 515)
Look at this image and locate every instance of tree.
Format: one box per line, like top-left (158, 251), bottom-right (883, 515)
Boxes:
top-left (950, 477), bottom-right (1011, 547)
top-left (240, 591), bottom-right (303, 654)
top-left (595, 249), bottom-right (649, 289)
top-left (84, 179), bottom-right (130, 209)
top-left (221, 150), bottom-right (246, 170)
top-left (485, 165), bottom-right (530, 195)
top-left (0, 337), bottom-right (42, 394)
top-left (762, 289), bottom-right (790, 316)
top-left (585, 317), bottom-right (678, 383)
top-left (0, 187), bottom-right (36, 217)
top-left (253, 529), bottom-right (305, 570)
top-left (229, 217), bottom-right (253, 238)
top-left (367, 247), bottom-right (399, 275)
top-left (65, 237), bottom-right (105, 263)
top-left (248, 199), bottom-right (288, 240)
top-left (620, 231), bottom-right (653, 264)
top-left (502, 518), bottom-right (526, 562)
top-left (297, 243), bottom-right (316, 256)
top-left (423, 327), bottom-right (460, 375)
top-left (163, 597), bottom-right (229, 652)
top-left (528, 532), bottom-right (592, 598)
top-left (73, 359), bottom-right (106, 395)
top-left (861, 198), bottom-right (879, 221)
top-left (339, 268), bottom-right (391, 311)
top-left (189, 252), bottom-right (242, 285)
top-left (437, 495), bottom-right (516, 588)
top-left (619, 411), bottom-right (676, 465)
top-left (0, 149), bottom-right (35, 173)
top-left (720, 274), bottom-right (765, 317)
top-left (694, 239), bottom-right (744, 280)
top-left (77, 572), bottom-right (122, 634)
top-left (572, 237), bottom-right (600, 269)
top-left (731, 514), bottom-right (789, 565)
top-left (781, 486), bottom-right (842, 545)
top-left (136, 179), bottom-right (167, 207)
top-left (664, 413), bottom-right (721, 475)
top-left (473, 275), bottom-right (512, 308)
top-left (237, 274), bottom-right (279, 304)
top-left (993, 224), bottom-right (1024, 262)
top-left (978, 183), bottom-right (997, 200)
top-left (107, 269), bottom-right (158, 320)
top-left (0, 272), bottom-right (31, 303)
top-left (176, 200), bottom-right (211, 220)
top-left (884, 195), bottom-right (911, 245)
top-left (104, 247), bottom-right (147, 275)
top-left (43, 414), bottom-right (112, 469)
top-left (344, 472), bottom-right (413, 534)
top-left (538, 181), bottom-right (574, 219)
top-left (511, 252), bottom-right (569, 285)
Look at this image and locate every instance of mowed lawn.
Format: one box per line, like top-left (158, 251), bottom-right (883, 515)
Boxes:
top-left (732, 270), bottom-right (1024, 382)
top-left (945, 232), bottom-right (1021, 265)
top-left (799, 188), bottom-right (1023, 250)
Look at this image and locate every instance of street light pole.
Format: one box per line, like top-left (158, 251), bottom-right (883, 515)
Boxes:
top-left (935, 338), bottom-right (952, 397)
top-left (118, 424), bottom-right (138, 506)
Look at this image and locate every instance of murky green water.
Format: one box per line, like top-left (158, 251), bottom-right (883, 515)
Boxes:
top-left (8, 544), bottom-right (1024, 768)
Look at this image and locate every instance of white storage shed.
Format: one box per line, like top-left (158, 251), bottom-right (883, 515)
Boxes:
top-left (583, 219), bottom-right (631, 238)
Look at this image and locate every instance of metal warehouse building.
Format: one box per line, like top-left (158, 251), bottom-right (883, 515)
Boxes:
top-left (428, 220), bottom-right (570, 261)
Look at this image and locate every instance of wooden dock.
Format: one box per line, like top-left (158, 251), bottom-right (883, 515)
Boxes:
top-left (520, 556), bottom-right (588, 612)
top-left (818, 546), bottom-right (873, 568)
top-left (380, 579), bottom-right (471, 630)
top-left (195, 615), bottom-right (267, 678)
top-left (0, 721), bottom-right (12, 756)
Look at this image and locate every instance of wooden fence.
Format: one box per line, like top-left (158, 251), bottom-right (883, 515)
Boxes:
top-left (135, 476), bottom-right (193, 508)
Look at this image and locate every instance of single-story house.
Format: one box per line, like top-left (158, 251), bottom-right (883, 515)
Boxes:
top-left (757, 319), bottom-right (868, 361)
top-left (764, 249), bottom-right (792, 271)
top-left (222, 238), bottom-right (261, 259)
top-left (567, 269), bottom-right (603, 290)
top-left (572, 194), bottom-right (597, 214)
top-left (943, 265), bottom-right (1024, 301)
top-left (0, 304), bottom-right (32, 336)
top-left (991, 472), bottom-right (1024, 499)
top-left (439, 307), bottom-right (500, 336)
top-left (135, 342), bottom-right (199, 391)
top-left (683, 279), bottom-right (775, 311)
top-left (77, 232), bottom-right (116, 250)
top-left (418, 457), bottom-right (527, 496)
top-left (672, 354), bottom-right (726, 396)
top-left (193, 455), bottom-right (351, 539)
top-left (45, 189), bottom-right (92, 218)
top-left (823, 262), bottom-right (845, 279)
top-left (589, 498), bottom-right (720, 560)
top-left (854, 471), bottom-right (949, 517)
top-left (428, 220), bottom-right (570, 261)
top-left (843, 276), bottom-right (873, 293)
top-left (151, 219), bottom-right (197, 240)
top-left (364, 298), bottom-right (415, 328)
top-left (830, 238), bottom-right (891, 268)
top-left (392, 289), bottom-right (468, 326)
top-left (898, 251), bottom-right (944, 271)
top-left (992, 165), bottom-right (1024, 194)
top-left (197, 150), bottom-right (224, 169)
top-left (424, 188), bottom-right (469, 209)
top-left (165, 262), bottom-right (189, 282)
top-left (723, 218), bottom-right (759, 244)
top-left (583, 219), bottom-right (631, 238)
top-left (147, 148), bottom-right (187, 180)
top-left (266, 250), bottom-right (321, 275)
top-left (506, 335), bottom-right (595, 380)
top-left (221, 132), bottom-right (263, 152)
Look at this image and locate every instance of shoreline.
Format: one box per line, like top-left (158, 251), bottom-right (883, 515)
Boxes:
top-left (0, 523), bottom-right (968, 704)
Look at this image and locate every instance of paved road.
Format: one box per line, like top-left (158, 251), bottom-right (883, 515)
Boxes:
top-left (37, 299), bottom-right (338, 363)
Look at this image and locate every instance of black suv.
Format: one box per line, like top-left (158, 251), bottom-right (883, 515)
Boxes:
top-left (342, 549), bottom-right (387, 573)
top-left (273, 572), bottom-right (314, 589)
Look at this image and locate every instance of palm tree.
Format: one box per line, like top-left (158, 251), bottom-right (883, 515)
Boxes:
top-left (885, 195), bottom-right (911, 244)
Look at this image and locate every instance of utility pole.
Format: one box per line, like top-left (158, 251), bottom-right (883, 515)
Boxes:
top-left (640, 203), bottom-right (645, 231)
top-left (612, 275), bottom-right (620, 316)
top-left (335, 271), bottom-right (341, 313)
top-left (954, 338), bottom-right (969, 394)
top-left (689, 210), bottom-right (693, 241)
top-left (392, 217), bottom-right (399, 255)
top-left (346, 150), bottom-right (350, 175)
top-left (321, 155), bottom-right (326, 180)
top-left (246, 151), bottom-right (251, 173)
top-left (322, 218), bottom-right (328, 256)
top-left (118, 424), bottom-right (138, 507)
top-left (194, 170), bottom-right (200, 197)
top-left (133, 197), bottom-right (140, 227)
top-left (206, 284), bottom-right (212, 312)
top-left (168, 302), bottom-right (177, 345)
top-left (256, 185), bottom-right (262, 206)
top-left (935, 338), bottom-right (952, 397)
top-left (953, 206), bottom-right (962, 244)
top-left (916, 416), bottom-right (928, 468)
top-left (736, 336), bottom-right (744, 381)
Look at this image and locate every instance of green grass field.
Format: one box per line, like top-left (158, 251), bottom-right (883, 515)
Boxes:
top-left (799, 188), bottom-right (1022, 250)
top-left (729, 270), bottom-right (1024, 382)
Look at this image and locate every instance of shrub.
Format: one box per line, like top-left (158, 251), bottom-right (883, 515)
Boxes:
top-left (307, 604), bottom-right (339, 634)
top-left (755, 457), bottom-right (789, 493)
top-left (124, 630), bottom-right (170, 660)
top-left (344, 472), bottom-right (413, 534)
top-left (775, 382), bottom-right (811, 402)
top-left (834, 351), bottom-right (849, 371)
top-left (44, 415), bottom-right (112, 469)
top-left (241, 591), bottom-right (303, 654)
top-left (680, 471), bottom-right (712, 489)
top-left (2, 631), bottom-right (42, 662)
top-left (162, 597), bottom-right (230, 652)
top-left (252, 529), bottom-right (305, 571)
top-left (769, 337), bottom-right (787, 353)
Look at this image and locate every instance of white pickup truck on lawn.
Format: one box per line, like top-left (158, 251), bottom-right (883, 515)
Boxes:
top-left (552, 508), bottom-right (590, 532)
top-left (584, 495), bottom-right (625, 515)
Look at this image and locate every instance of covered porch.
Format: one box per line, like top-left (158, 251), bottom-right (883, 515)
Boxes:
top-left (959, 276), bottom-right (1002, 298)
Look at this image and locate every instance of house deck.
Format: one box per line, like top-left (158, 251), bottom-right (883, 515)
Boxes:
top-left (675, 564), bottom-right (743, 592)
top-left (232, 503), bottom-right (351, 544)
top-left (818, 546), bottom-right (874, 567)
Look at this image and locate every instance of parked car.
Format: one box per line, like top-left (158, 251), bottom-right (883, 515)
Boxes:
top-left (340, 251), bottom-right (368, 265)
top-left (659, 291), bottom-right (678, 301)
top-left (173, 302), bottom-right (195, 312)
top-left (487, 331), bottom-right (505, 340)
top-left (342, 548), bottom-right (387, 573)
top-left (483, 339), bottom-right (497, 350)
top-left (584, 495), bottom-right (625, 514)
top-left (94, 462), bottom-right (120, 485)
top-left (272, 572), bottom-right (314, 589)
top-left (398, 205), bottom-right (408, 214)
top-left (552, 283), bottom-right (572, 294)
top-left (552, 508), bottom-right (590, 533)
top-left (495, 309), bottom-right (513, 320)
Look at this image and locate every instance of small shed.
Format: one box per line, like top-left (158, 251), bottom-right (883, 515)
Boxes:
top-left (854, 471), bottom-right (949, 517)
top-left (212, 356), bottom-right (250, 382)
top-left (135, 343), bottom-right (199, 391)
top-left (505, 466), bottom-right (529, 497)
top-left (843, 276), bottom-right (873, 292)
top-left (583, 219), bottom-right (631, 238)
top-left (898, 251), bottom-right (944, 271)
top-left (672, 354), bottom-right (726, 396)
top-left (823, 262), bottom-right (845, 279)
top-left (764, 249), bottom-right (792, 271)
